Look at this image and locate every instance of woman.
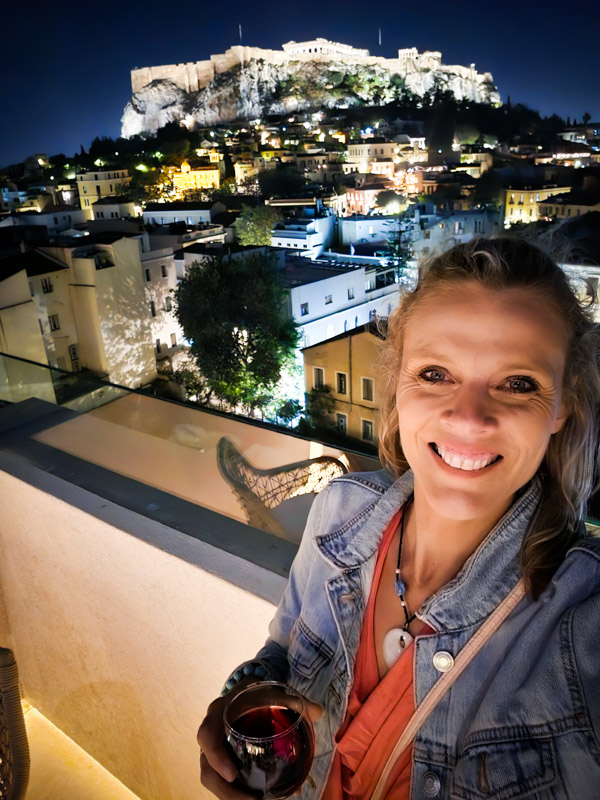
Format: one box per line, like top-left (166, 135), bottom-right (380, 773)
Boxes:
top-left (198, 237), bottom-right (600, 799)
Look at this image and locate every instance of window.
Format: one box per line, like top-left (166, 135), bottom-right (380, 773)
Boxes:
top-left (300, 302), bottom-right (309, 316)
top-left (348, 288), bottom-right (355, 300)
top-left (155, 339), bottom-right (162, 354)
top-left (313, 367), bottom-right (324, 388)
top-left (336, 372), bottom-right (347, 394)
top-left (165, 296), bottom-right (172, 312)
top-left (29, 281), bottom-right (34, 297)
top-left (48, 313), bottom-right (60, 331)
top-left (336, 413), bottom-right (347, 434)
top-left (362, 377), bottom-right (374, 402)
top-left (41, 277), bottom-right (53, 293)
top-left (362, 419), bottom-right (374, 441)
top-left (170, 333), bottom-right (177, 347)
top-left (161, 265), bottom-right (168, 278)
top-left (145, 269), bottom-right (151, 282)
top-left (324, 294), bottom-right (332, 305)
top-left (150, 301), bottom-right (156, 317)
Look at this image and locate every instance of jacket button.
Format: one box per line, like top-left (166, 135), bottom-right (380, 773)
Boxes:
top-left (432, 651), bottom-right (454, 672)
top-left (422, 771), bottom-right (441, 796)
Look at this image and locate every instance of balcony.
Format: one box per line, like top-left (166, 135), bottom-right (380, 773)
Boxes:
top-left (0, 353), bottom-right (371, 799)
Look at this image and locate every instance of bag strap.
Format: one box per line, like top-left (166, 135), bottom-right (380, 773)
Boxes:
top-left (371, 578), bottom-right (526, 800)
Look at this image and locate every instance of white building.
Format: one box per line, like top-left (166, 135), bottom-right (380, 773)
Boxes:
top-left (271, 215), bottom-right (336, 258)
top-left (405, 207), bottom-right (501, 258)
top-left (338, 215), bottom-right (400, 246)
top-left (143, 202), bottom-right (212, 227)
top-left (0, 205), bottom-right (88, 235)
top-left (93, 197), bottom-right (137, 221)
top-left (141, 247), bottom-right (186, 364)
top-left (280, 255), bottom-right (399, 347)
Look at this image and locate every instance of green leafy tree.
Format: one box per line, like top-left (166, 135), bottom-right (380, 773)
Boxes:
top-left (235, 205), bottom-right (281, 246)
top-left (258, 166), bottom-right (306, 197)
top-left (174, 253), bottom-right (299, 412)
top-left (277, 399), bottom-right (303, 425)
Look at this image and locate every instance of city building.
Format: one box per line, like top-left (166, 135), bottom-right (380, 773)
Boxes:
top-left (0, 235), bottom-right (157, 388)
top-left (338, 215), bottom-right (400, 247)
top-left (538, 191), bottom-right (600, 221)
top-left (503, 185), bottom-right (571, 227)
top-left (92, 197), bottom-right (137, 221)
top-left (280, 254), bottom-right (399, 347)
top-left (76, 169), bottom-right (131, 218)
top-left (141, 247), bottom-right (186, 365)
top-left (302, 324), bottom-right (381, 443)
top-left (0, 205), bottom-right (88, 236)
top-left (271, 214), bottom-right (336, 258)
top-left (169, 161), bottom-right (220, 196)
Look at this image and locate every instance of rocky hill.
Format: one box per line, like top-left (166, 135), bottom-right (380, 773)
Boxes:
top-left (121, 54), bottom-right (501, 138)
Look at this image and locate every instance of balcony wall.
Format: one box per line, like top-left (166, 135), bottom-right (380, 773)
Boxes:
top-left (0, 403), bottom-right (293, 800)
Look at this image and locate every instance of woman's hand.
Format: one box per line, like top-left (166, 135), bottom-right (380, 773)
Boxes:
top-left (197, 686), bottom-right (323, 798)
top-left (197, 691), bottom-right (254, 799)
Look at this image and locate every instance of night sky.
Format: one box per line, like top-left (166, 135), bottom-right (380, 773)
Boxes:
top-left (3, 0), bottom-right (598, 168)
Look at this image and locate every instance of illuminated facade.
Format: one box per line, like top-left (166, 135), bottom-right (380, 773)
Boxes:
top-left (76, 169), bottom-right (131, 219)
top-left (503, 186), bottom-right (571, 227)
top-left (302, 326), bottom-right (381, 443)
top-left (170, 161), bottom-right (220, 195)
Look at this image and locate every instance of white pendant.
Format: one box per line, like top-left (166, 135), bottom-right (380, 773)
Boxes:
top-left (383, 627), bottom-right (413, 668)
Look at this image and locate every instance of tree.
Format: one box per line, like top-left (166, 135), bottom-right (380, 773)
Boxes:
top-left (235, 205), bottom-right (281, 246)
top-left (582, 112), bottom-right (591, 126)
top-left (257, 166), bottom-right (306, 197)
top-left (174, 253), bottom-right (299, 412)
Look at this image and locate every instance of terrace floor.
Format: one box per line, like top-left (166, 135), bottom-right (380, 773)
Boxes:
top-left (24, 707), bottom-right (141, 800)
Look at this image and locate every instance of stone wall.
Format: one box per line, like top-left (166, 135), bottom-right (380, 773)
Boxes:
top-left (130, 43), bottom-right (488, 96)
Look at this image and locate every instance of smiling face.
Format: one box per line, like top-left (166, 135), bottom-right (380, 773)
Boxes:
top-left (395, 282), bottom-right (569, 525)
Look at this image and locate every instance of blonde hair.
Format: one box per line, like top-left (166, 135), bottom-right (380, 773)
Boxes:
top-left (378, 237), bottom-right (600, 597)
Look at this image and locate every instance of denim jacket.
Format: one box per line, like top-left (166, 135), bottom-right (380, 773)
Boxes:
top-left (245, 469), bottom-right (600, 799)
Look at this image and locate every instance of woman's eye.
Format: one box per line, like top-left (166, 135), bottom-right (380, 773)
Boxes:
top-left (419, 367), bottom-right (448, 383)
top-left (502, 376), bottom-right (538, 394)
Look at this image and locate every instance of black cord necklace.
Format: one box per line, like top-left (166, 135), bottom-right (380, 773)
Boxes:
top-left (395, 493), bottom-right (416, 629)
top-left (382, 494), bottom-right (416, 668)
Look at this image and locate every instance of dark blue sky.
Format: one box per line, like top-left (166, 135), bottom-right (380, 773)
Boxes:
top-left (3, 1), bottom-right (598, 168)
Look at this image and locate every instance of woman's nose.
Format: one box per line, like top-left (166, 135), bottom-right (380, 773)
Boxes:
top-left (441, 384), bottom-right (497, 433)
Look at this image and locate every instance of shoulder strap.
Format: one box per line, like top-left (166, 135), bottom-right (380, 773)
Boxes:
top-left (371, 579), bottom-right (526, 800)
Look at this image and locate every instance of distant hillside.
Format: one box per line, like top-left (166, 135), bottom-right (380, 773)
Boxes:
top-left (122, 43), bottom-right (500, 137)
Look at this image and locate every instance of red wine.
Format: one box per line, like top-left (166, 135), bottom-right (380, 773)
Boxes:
top-left (226, 704), bottom-right (315, 799)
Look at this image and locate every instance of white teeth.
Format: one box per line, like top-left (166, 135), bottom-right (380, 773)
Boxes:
top-left (435, 445), bottom-right (497, 472)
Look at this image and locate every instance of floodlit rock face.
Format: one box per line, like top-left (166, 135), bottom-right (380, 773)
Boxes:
top-left (121, 44), bottom-right (501, 137)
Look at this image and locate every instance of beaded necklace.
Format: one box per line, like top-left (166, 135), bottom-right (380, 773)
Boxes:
top-left (382, 495), bottom-right (416, 668)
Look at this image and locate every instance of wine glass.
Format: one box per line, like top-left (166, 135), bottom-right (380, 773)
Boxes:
top-left (223, 681), bottom-right (315, 799)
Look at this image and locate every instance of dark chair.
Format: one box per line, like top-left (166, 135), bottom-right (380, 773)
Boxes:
top-left (0, 648), bottom-right (30, 800)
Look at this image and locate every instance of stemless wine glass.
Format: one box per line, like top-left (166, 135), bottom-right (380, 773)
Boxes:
top-left (223, 681), bottom-right (315, 799)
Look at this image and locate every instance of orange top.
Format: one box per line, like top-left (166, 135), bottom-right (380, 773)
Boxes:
top-left (322, 508), bottom-right (434, 800)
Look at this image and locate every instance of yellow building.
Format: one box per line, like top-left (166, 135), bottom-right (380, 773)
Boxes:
top-left (76, 169), bottom-right (131, 219)
top-left (503, 186), bottom-right (571, 227)
top-left (170, 161), bottom-right (220, 196)
top-left (302, 326), bottom-right (382, 444)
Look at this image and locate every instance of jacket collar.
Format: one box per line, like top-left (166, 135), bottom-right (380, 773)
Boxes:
top-left (316, 470), bottom-right (542, 632)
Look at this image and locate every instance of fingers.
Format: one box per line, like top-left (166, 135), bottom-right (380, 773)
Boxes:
top-left (197, 697), bottom-right (238, 783)
top-left (304, 700), bottom-right (324, 723)
top-left (199, 752), bottom-right (250, 799)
